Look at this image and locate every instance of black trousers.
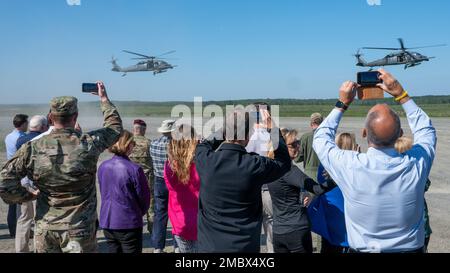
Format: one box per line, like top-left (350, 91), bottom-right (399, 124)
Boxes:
top-left (321, 237), bottom-right (348, 253)
top-left (103, 228), bottom-right (143, 253)
top-left (273, 229), bottom-right (313, 253)
top-left (7, 204), bottom-right (17, 237)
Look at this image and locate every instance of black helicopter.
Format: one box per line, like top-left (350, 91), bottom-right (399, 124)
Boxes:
top-left (355, 38), bottom-right (446, 69)
top-left (111, 50), bottom-right (176, 76)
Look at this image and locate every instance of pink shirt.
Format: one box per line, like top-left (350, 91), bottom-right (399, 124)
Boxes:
top-left (164, 161), bottom-right (200, 241)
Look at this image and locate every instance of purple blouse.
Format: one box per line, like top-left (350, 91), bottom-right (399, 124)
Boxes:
top-left (98, 155), bottom-right (150, 230)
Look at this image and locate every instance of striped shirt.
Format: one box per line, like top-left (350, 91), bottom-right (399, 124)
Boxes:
top-left (150, 135), bottom-right (170, 178)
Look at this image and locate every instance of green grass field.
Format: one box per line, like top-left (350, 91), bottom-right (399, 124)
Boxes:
top-left (1, 96), bottom-right (449, 153)
top-left (112, 102), bottom-right (450, 118)
top-left (1, 95), bottom-right (449, 118)
top-left (279, 103), bottom-right (450, 117)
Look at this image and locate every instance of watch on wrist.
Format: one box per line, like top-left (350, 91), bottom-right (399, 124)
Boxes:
top-left (335, 100), bottom-right (349, 111)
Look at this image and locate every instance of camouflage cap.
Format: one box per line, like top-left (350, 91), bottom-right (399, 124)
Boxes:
top-left (50, 96), bottom-right (78, 116)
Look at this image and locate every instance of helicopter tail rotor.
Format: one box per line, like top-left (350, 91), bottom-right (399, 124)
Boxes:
top-left (354, 49), bottom-right (367, 66)
top-left (110, 56), bottom-right (121, 72)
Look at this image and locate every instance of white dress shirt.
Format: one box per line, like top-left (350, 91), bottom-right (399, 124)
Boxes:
top-left (246, 127), bottom-right (271, 156)
top-left (313, 99), bottom-right (436, 252)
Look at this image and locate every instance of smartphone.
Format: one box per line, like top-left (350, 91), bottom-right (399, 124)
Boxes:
top-left (357, 71), bottom-right (382, 87)
top-left (82, 83), bottom-right (98, 93)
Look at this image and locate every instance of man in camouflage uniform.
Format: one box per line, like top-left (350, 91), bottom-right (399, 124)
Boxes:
top-left (129, 119), bottom-right (155, 234)
top-left (0, 82), bottom-right (122, 253)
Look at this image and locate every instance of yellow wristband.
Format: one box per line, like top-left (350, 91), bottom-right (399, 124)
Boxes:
top-left (394, 90), bottom-right (409, 102)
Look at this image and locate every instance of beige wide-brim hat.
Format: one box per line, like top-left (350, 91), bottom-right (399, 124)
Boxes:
top-left (157, 119), bottom-right (176, 133)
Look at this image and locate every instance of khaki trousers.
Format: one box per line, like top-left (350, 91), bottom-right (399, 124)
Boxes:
top-left (15, 201), bottom-right (35, 253)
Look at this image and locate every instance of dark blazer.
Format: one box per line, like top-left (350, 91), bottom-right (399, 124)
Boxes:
top-left (195, 130), bottom-right (291, 253)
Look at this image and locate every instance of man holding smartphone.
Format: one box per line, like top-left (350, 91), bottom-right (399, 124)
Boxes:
top-left (313, 69), bottom-right (436, 253)
top-left (246, 103), bottom-right (275, 253)
top-left (0, 82), bottom-right (123, 253)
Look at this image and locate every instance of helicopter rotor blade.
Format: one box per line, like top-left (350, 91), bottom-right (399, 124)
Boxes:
top-left (398, 38), bottom-right (406, 51)
top-left (157, 50), bottom-right (176, 57)
top-left (407, 44), bottom-right (447, 50)
top-left (123, 50), bottom-right (154, 59)
top-left (362, 47), bottom-right (402, 50)
top-left (132, 57), bottom-right (178, 62)
top-left (131, 57), bottom-right (155, 60)
top-left (157, 57), bottom-right (179, 60)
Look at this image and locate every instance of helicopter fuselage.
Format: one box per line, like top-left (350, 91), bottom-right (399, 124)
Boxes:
top-left (111, 50), bottom-right (176, 75)
top-left (359, 51), bottom-right (430, 68)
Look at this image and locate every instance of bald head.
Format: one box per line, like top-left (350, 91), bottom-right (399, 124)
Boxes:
top-left (365, 104), bottom-right (402, 148)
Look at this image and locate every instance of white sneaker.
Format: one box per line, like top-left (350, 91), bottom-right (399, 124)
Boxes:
top-left (174, 247), bottom-right (180, 253)
top-left (153, 249), bottom-right (163, 253)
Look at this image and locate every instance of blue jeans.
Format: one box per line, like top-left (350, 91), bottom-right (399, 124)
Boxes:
top-left (151, 176), bottom-right (177, 250)
top-left (174, 235), bottom-right (198, 253)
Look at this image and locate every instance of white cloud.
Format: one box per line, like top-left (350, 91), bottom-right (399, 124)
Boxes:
top-left (367, 0), bottom-right (382, 6)
top-left (66, 0), bottom-right (81, 6)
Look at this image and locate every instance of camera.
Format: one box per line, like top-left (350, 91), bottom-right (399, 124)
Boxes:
top-left (82, 83), bottom-right (99, 93)
top-left (357, 71), bottom-right (382, 87)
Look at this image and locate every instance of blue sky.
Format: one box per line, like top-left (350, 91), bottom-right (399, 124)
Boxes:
top-left (0, 0), bottom-right (449, 103)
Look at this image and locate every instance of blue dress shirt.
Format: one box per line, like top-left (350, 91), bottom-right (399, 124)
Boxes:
top-left (313, 99), bottom-right (436, 252)
top-left (5, 129), bottom-right (26, 160)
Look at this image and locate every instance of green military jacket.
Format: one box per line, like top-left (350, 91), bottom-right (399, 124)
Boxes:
top-left (0, 100), bottom-right (122, 230)
top-left (296, 130), bottom-right (320, 181)
top-left (129, 135), bottom-right (153, 178)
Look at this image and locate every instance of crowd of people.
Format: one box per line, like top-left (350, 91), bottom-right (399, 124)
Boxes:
top-left (0, 69), bottom-right (436, 253)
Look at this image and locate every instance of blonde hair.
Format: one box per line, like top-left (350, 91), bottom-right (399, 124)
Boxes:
top-left (311, 113), bottom-right (323, 126)
top-left (281, 128), bottom-right (299, 143)
top-left (336, 132), bottom-right (358, 151)
top-left (109, 130), bottom-right (135, 156)
top-left (167, 124), bottom-right (197, 184)
top-left (395, 137), bottom-right (413, 153)
top-left (280, 127), bottom-right (289, 137)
